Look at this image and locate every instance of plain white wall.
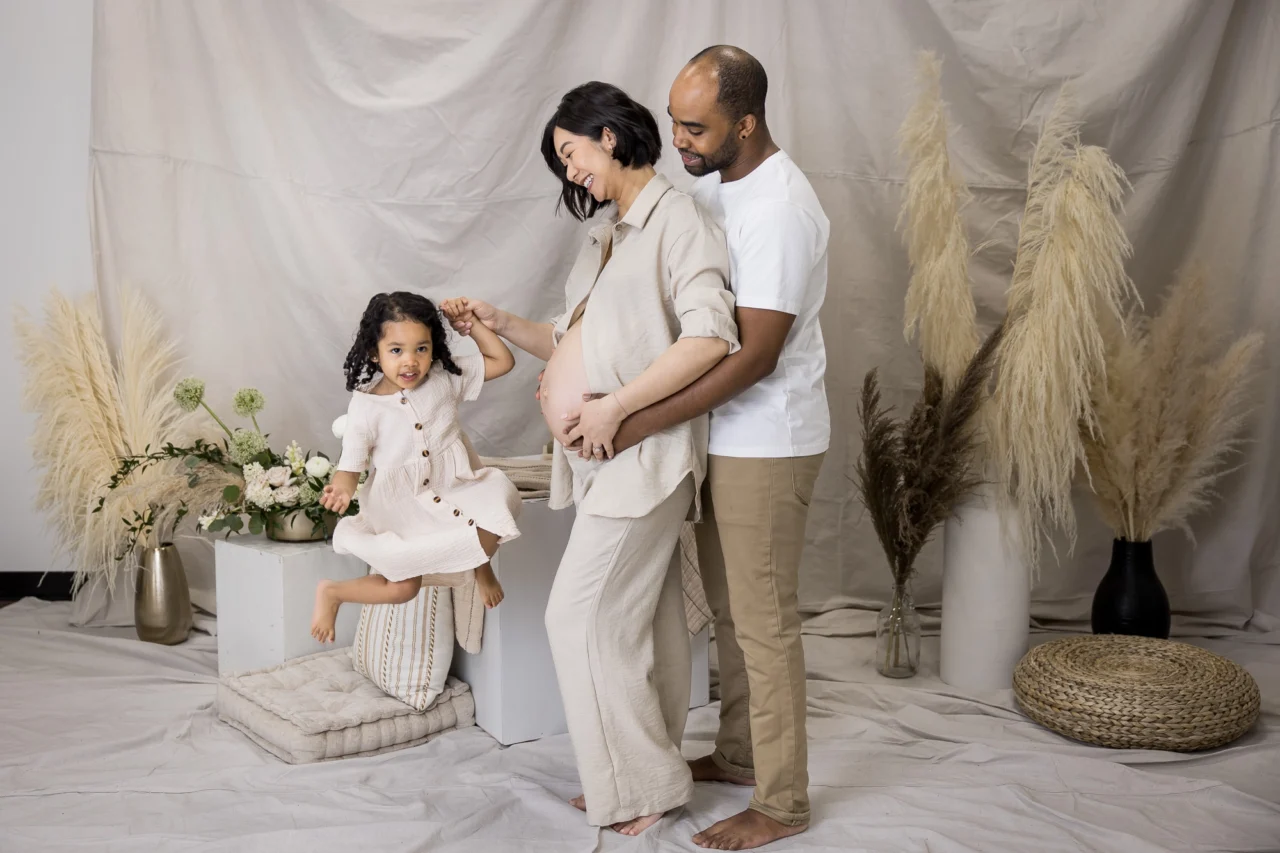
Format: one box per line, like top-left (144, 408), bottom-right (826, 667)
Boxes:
top-left (0, 0), bottom-right (95, 574)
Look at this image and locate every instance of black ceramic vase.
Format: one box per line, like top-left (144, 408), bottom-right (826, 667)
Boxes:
top-left (1090, 539), bottom-right (1170, 639)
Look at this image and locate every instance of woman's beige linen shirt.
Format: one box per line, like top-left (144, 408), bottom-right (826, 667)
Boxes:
top-left (547, 172), bottom-right (740, 519)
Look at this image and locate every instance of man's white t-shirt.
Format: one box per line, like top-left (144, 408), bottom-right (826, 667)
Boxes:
top-left (690, 150), bottom-right (831, 458)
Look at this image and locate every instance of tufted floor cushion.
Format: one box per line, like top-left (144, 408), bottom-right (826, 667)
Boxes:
top-left (217, 647), bottom-right (474, 763)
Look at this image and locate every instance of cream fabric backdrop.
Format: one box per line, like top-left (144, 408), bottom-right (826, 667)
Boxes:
top-left (89, 0), bottom-right (1280, 634)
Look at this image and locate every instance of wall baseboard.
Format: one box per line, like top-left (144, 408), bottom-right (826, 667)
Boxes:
top-left (0, 571), bottom-right (74, 601)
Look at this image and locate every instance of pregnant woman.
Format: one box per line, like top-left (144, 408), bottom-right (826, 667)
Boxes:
top-left (449, 81), bottom-right (739, 834)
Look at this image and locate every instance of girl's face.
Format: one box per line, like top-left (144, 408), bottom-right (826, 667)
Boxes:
top-left (552, 127), bottom-right (619, 204)
top-left (375, 319), bottom-right (433, 391)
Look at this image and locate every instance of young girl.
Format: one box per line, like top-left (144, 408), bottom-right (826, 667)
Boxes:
top-left (310, 291), bottom-right (523, 644)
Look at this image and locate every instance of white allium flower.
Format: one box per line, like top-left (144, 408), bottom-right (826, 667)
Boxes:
top-left (245, 482), bottom-right (275, 509)
top-left (228, 429), bottom-right (269, 465)
top-left (266, 466), bottom-right (292, 488)
top-left (304, 456), bottom-right (332, 479)
top-left (173, 378), bottom-right (205, 413)
top-left (242, 462), bottom-right (267, 488)
top-left (332, 415), bottom-right (347, 440)
top-left (232, 387), bottom-right (266, 418)
top-left (274, 485), bottom-right (301, 507)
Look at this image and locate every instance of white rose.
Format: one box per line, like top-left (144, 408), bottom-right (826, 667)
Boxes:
top-left (274, 485), bottom-right (300, 507)
top-left (305, 456), bottom-right (332, 479)
top-left (266, 466), bottom-right (292, 488)
top-left (332, 415), bottom-right (347, 440)
top-left (245, 482), bottom-right (275, 509)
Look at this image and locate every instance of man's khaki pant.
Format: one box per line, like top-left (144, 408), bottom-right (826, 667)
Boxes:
top-left (696, 453), bottom-right (824, 826)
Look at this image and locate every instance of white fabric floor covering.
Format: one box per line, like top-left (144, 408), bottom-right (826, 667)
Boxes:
top-left (1, 598), bottom-right (1276, 853)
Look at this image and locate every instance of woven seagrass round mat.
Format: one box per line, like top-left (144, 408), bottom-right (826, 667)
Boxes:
top-left (1013, 635), bottom-right (1260, 751)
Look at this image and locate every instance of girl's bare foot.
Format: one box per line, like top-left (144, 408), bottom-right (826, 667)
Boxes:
top-left (475, 564), bottom-right (504, 608)
top-left (310, 580), bottom-right (340, 643)
top-left (613, 813), bottom-right (664, 836)
top-left (569, 795), bottom-right (586, 811)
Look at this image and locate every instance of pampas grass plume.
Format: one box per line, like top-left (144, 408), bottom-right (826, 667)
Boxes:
top-left (899, 51), bottom-right (979, 390)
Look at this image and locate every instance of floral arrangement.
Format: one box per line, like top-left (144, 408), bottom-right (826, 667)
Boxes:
top-left (97, 378), bottom-right (358, 552)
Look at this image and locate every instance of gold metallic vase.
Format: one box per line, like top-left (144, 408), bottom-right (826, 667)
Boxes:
top-left (267, 511), bottom-right (336, 543)
top-left (135, 543), bottom-right (193, 644)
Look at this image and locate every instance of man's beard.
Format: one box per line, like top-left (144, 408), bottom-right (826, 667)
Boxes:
top-left (681, 135), bottom-right (741, 177)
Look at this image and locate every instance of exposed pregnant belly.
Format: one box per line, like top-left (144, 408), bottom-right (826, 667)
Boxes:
top-left (540, 322), bottom-right (592, 446)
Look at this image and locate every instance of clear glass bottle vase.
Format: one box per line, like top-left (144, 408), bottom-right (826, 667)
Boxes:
top-left (876, 580), bottom-right (921, 678)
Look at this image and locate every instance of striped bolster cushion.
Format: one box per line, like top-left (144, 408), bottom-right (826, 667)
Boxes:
top-left (351, 585), bottom-right (454, 712)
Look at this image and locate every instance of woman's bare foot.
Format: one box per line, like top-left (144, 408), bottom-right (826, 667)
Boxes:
top-left (613, 813), bottom-right (664, 836)
top-left (688, 755), bottom-right (756, 786)
top-left (570, 797), bottom-right (664, 836)
top-left (310, 580), bottom-right (340, 643)
top-left (693, 809), bottom-right (807, 850)
top-left (475, 564), bottom-right (504, 608)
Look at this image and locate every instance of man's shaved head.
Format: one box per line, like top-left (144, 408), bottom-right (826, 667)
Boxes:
top-left (686, 45), bottom-right (768, 123)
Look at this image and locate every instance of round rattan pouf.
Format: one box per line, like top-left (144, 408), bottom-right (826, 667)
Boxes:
top-left (1013, 635), bottom-right (1260, 751)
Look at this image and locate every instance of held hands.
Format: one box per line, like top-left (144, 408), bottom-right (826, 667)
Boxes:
top-left (442, 297), bottom-right (501, 337)
top-left (320, 482), bottom-right (355, 514)
top-left (563, 394), bottom-right (628, 460)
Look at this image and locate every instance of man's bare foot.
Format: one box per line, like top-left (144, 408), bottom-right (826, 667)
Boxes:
top-left (612, 812), bottom-right (664, 836)
top-left (310, 581), bottom-right (340, 643)
top-left (693, 809), bottom-right (807, 850)
top-left (475, 565), bottom-right (504, 608)
top-left (689, 755), bottom-right (756, 786)
top-left (569, 795), bottom-right (586, 812)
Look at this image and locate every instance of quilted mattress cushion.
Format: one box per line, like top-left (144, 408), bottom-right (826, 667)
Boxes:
top-left (216, 647), bottom-right (474, 763)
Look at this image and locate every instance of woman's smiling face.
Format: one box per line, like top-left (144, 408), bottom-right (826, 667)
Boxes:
top-left (552, 126), bottom-right (618, 204)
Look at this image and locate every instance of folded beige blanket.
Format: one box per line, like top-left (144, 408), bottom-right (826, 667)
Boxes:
top-left (480, 454), bottom-right (711, 636)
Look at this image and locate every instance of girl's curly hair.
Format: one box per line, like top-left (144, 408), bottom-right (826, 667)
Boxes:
top-left (343, 292), bottom-right (461, 392)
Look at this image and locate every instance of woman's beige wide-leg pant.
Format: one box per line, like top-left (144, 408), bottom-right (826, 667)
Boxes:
top-left (544, 475), bottom-right (695, 827)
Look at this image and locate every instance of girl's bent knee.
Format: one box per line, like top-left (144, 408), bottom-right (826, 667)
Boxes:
top-left (390, 577), bottom-right (422, 604)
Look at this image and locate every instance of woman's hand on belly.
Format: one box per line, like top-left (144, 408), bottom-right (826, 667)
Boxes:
top-left (564, 395), bottom-right (628, 459)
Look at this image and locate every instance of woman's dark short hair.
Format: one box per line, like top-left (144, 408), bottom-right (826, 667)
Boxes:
top-left (540, 81), bottom-right (662, 221)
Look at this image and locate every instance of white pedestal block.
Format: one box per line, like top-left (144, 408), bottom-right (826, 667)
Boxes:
top-left (214, 537), bottom-right (369, 676)
top-left (452, 499), bottom-right (710, 745)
